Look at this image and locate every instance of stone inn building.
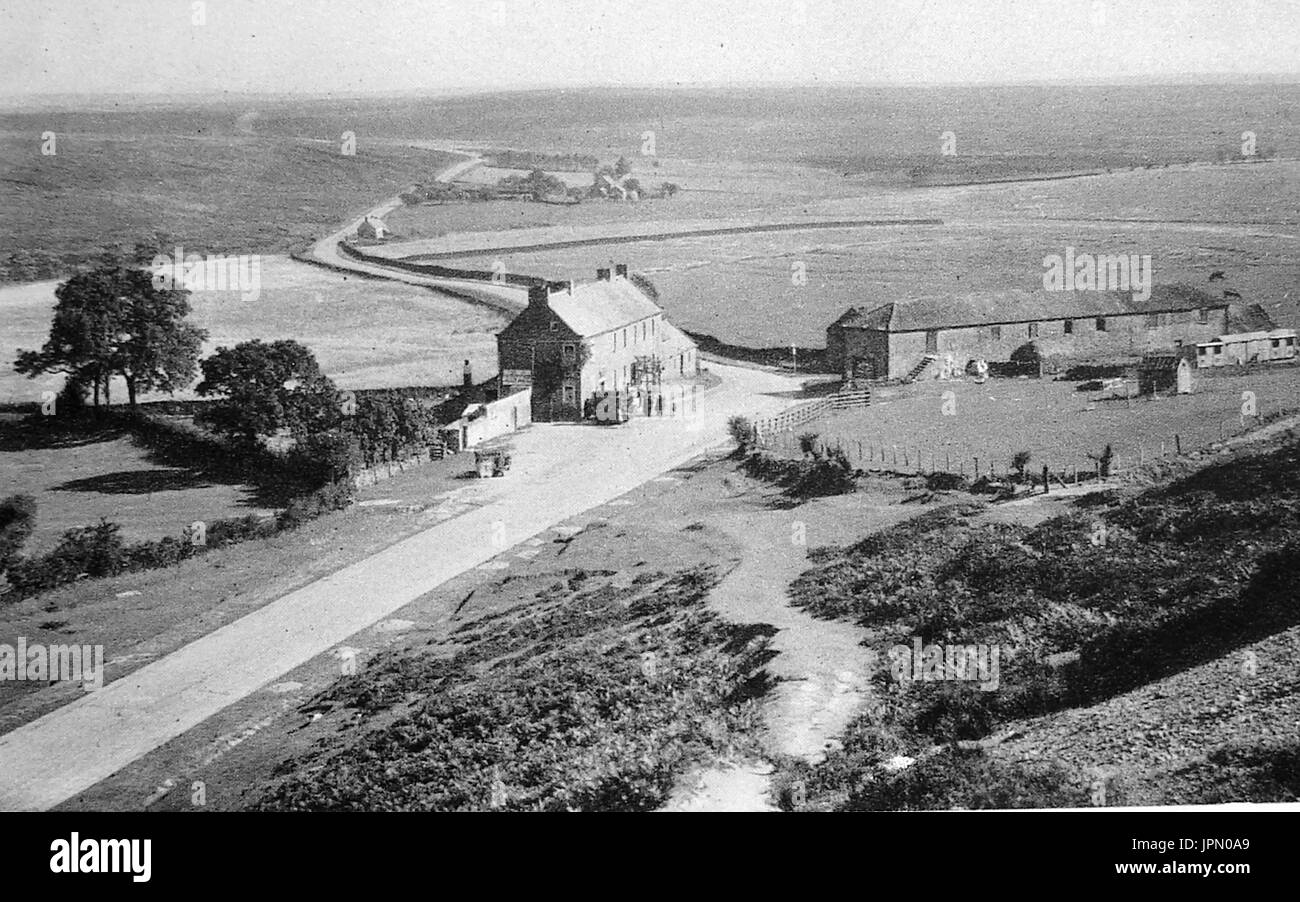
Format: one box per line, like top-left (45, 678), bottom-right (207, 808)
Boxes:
top-left (496, 265), bottom-right (698, 421)
top-left (826, 284), bottom-right (1230, 381)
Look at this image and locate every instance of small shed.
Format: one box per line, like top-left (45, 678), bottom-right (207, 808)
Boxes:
top-left (356, 216), bottom-right (389, 240)
top-left (1138, 353), bottom-right (1193, 395)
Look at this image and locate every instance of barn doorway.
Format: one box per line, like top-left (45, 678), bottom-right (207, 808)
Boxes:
top-left (925, 330), bottom-right (938, 354)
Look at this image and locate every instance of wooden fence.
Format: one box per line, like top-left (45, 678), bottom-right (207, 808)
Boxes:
top-left (753, 386), bottom-right (871, 445)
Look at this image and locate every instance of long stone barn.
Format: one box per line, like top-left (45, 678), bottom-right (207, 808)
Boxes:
top-left (826, 285), bottom-right (1230, 381)
top-left (496, 264), bottom-right (699, 422)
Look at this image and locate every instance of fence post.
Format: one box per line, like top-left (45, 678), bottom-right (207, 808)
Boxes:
top-left (1174, 434), bottom-right (1181, 455)
top-left (974, 457), bottom-right (980, 479)
top-left (1042, 464), bottom-right (1049, 495)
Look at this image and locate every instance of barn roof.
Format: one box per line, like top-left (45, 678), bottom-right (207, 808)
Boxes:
top-left (836, 285), bottom-right (1226, 333)
top-left (546, 277), bottom-right (662, 337)
top-left (1226, 302), bottom-right (1276, 333)
top-left (1139, 353), bottom-right (1187, 371)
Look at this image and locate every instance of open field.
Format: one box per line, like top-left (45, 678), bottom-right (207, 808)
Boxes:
top-left (0, 256), bottom-right (506, 405)
top-left (421, 162), bottom-right (1299, 347)
top-left (230, 85), bottom-right (1300, 174)
top-left (0, 123), bottom-right (459, 265)
top-left (784, 365), bottom-right (1300, 476)
top-left (0, 418), bottom-right (267, 555)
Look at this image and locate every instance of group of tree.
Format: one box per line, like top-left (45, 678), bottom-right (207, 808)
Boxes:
top-left (15, 264), bottom-right (207, 407)
top-left (15, 258), bottom-right (455, 484)
top-left (495, 168), bottom-right (577, 201)
top-left (13, 260), bottom-right (339, 437)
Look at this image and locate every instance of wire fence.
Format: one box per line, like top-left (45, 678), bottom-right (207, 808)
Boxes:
top-left (753, 399), bottom-right (1300, 486)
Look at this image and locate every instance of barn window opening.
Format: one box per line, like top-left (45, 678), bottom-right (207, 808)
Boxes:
top-left (1063, 319), bottom-right (1073, 334)
top-left (562, 343), bottom-right (575, 362)
top-left (550, 320), bottom-right (559, 332)
top-left (1096, 317), bottom-right (1108, 332)
top-left (990, 325), bottom-right (1002, 340)
top-left (1198, 307), bottom-right (1208, 324)
top-left (1028, 322), bottom-right (1039, 339)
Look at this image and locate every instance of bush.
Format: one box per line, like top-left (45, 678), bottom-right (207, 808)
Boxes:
top-left (846, 748), bottom-right (1085, 810)
top-left (727, 416), bottom-right (757, 453)
top-left (0, 494), bottom-right (37, 567)
top-left (1011, 450), bottom-right (1032, 479)
top-left (924, 472), bottom-right (968, 491)
top-left (7, 520), bottom-right (127, 596)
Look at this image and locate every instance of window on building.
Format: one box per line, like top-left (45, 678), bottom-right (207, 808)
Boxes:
top-left (622, 329), bottom-right (627, 348)
top-left (1028, 322), bottom-right (1039, 339)
top-left (550, 320), bottom-right (559, 332)
top-left (1063, 319), bottom-right (1074, 335)
top-left (1096, 317), bottom-right (1107, 332)
top-left (562, 343), bottom-right (575, 362)
top-left (990, 325), bottom-right (1001, 340)
top-left (562, 383), bottom-right (575, 404)
top-left (1198, 307), bottom-right (1208, 324)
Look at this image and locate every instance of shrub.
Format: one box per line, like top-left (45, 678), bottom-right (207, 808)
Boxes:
top-left (793, 448), bottom-right (856, 497)
top-left (846, 748), bottom-right (1085, 810)
top-left (797, 431), bottom-right (820, 457)
top-left (0, 494), bottom-right (37, 567)
top-left (7, 520), bottom-right (127, 596)
top-left (727, 416), bottom-right (757, 452)
top-left (925, 472), bottom-right (968, 491)
top-left (1011, 450), bottom-right (1032, 479)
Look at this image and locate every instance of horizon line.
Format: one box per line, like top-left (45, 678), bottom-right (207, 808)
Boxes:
top-left (2, 72), bottom-right (1299, 105)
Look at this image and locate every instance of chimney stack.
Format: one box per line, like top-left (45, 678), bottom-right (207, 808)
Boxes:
top-left (596, 267), bottom-right (611, 281)
top-left (615, 263), bottom-right (628, 278)
top-left (463, 359), bottom-right (472, 387)
top-left (527, 283), bottom-right (549, 308)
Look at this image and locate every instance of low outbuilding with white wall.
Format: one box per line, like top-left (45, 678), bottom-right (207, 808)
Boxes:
top-left (441, 387), bottom-right (532, 453)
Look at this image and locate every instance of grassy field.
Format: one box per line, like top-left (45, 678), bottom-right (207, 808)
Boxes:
top-left (0, 417), bottom-right (267, 555)
top-left (778, 365), bottom-right (1300, 476)
top-left (0, 127), bottom-right (459, 265)
top-left (0, 256), bottom-right (507, 405)
top-left (423, 162), bottom-right (1299, 348)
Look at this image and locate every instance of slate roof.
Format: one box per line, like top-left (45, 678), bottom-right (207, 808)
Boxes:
top-left (830, 285), bottom-right (1227, 333)
top-left (545, 277), bottom-right (663, 337)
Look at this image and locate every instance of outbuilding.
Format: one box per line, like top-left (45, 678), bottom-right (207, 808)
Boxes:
top-left (1138, 352), bottom-right (1193, 395)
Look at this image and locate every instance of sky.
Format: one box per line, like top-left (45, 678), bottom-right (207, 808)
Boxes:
top-left (1, 0), bottom-right (1298, 96)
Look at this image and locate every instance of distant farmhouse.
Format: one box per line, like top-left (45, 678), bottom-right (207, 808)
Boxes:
top-left (496, 264), bottom-right (698, 421)
top-left (356, 215), bottom-right (389, 240)
top-left (827, 285), bottom-right (1230, 381)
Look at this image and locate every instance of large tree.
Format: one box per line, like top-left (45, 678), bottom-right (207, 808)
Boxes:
top-left (14, 264), bottom-right (206, 408)
top-left (196, 339), bottom-right (342, 444)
